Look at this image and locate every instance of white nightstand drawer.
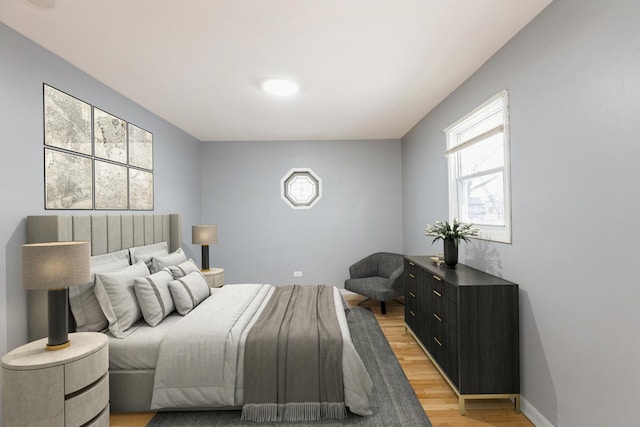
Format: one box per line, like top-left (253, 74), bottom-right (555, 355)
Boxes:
top-left (65, 341), bottom-right (108, 394)
top-left (65, 373), bottom-right (109, 426)
top-left (86, 405), bottom-right (110, 427)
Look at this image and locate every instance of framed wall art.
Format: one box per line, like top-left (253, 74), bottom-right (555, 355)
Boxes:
top-left (94, 160), bottom-right (128, 210)
top-left (94, 107), bottom-right (127, 164)
top-left (44, 84), bottom-right (92, 155)
top-left (42, 83), bottom-right (155, 211)
top-left (129, 169), bottom-right (154, 210)
top-left (44, 148), bottom-right (93, 209)
top-left (128, 123), bottom-right (153, 170)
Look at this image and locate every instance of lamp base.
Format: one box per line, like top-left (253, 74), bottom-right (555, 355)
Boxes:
top-left (47, 288), bottom-right (70, 351)
top-left (201, 245), bottom-right (210, 270)
top-left (46, 340), bottom-right (70, 351)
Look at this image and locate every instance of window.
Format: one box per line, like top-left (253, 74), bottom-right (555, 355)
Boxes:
top-left (444, 91), bottom-right (511, 243)
top-left (281, 168), bottom-right (322, 209)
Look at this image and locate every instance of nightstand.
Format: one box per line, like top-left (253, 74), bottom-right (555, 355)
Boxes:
top-left (202, 267), bottom-right (224, 287)
top-left (1, 332), bottom-right (109, 427)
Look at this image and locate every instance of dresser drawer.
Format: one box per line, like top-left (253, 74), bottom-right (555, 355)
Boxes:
top-left (425, 272), bottom-right (456, 299)
top-left (65, 372), bottom-right (109, 426)
top-left (405, 260), bottom-right (418, 294)
top-left (405, 258), bottom-right (418, 276)
top-left (430, 323), bottom-right (459, 386)
top-left (65, 342), bottom-right (108, 394)
top-left (429, 294), bottom-right (457, 329)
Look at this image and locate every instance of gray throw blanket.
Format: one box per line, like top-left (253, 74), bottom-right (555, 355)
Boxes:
top-left (241, 285), bottom-right (346, 422)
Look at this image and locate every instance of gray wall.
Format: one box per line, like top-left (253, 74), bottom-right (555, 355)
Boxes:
top-left (0, 22), bottom-right (203, 363)
top-left (402, 1), bottom-right (640, 426)
top-left (201, 139), bottom-right (403, 287)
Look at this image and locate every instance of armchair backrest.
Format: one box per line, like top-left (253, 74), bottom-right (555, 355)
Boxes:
top-left (375, 252), bottom-right (404, 278)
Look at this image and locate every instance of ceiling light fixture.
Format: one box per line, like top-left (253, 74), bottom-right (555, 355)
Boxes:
top-left (262, 79), bottom-right (299, 96)
top-left (27, 0), bottom-right (56, 8)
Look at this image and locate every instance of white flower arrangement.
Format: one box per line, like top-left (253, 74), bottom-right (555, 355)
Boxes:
top-left (425, 218), bottom-right (479, 246)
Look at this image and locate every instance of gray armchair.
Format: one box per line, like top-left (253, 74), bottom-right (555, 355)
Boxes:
top-left (344, 252), bottom-right (404, 315)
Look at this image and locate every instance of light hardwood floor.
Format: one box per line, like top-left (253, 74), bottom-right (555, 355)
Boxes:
top-left (111, 295), bottom-right (533, 427)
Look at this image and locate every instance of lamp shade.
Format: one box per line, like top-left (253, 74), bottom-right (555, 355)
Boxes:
top-left (192, 225), bottom-right (218, 245)
top-left (21, 241), bottom-right (90, 290)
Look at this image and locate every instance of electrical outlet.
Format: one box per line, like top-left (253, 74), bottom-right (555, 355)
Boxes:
top-left (293, 271), bottom-right (303, 277)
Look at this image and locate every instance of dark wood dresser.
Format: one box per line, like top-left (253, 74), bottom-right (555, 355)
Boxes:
top-left (404, 255), bottom-right (520, 414)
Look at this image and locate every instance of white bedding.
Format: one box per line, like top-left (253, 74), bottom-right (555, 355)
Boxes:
top-left (149, 284), bottom-right (374, 415)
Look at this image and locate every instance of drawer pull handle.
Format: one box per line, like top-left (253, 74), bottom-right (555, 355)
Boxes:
top-left (409, 261), bottom-right (415, 266)
top-left (410, 310), bottom-right (416, 317)
top-left (433, 290), bottom-right (442, 297)
top-left (409, 273), bottom-right (416, 279)
top-left (433, 275), bottom-right (442, 282)
top-left (409, 292), bottom-right (416, 298)
top-left (433, 313), bottom-right (442, 322)
top-left (434, 337), bottom-right (443, 347)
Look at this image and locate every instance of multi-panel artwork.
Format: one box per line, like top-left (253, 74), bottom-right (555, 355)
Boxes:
top-left (43, 84), bottom-right (153, 210)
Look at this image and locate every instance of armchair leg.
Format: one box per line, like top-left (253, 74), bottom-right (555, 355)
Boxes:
top-left (381, 301), bottom-right (387, 315)
top-left (357, 297), bottom-right (372, 306)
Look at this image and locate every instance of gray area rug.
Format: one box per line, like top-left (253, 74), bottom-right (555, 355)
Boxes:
top-left (147, 307), bottom-right (431, 426)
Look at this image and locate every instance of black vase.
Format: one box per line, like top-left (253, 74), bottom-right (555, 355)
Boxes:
top-left (443, 239), bottom-right (458, 268)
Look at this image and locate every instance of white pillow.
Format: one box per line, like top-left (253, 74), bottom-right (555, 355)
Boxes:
top-left (94, 260), bottom-right (150, 338)
top-left (150, 248), bottom-right (186, 273)
top-left (167, 259), bottom-right (200, 279)
top-left (129, 242), bottom-right (168, 270)
top-left (169, 271), bottom-right (211, 315)
top-left (70, 249), bottom-right (130, 332)
top-left (134, 269), bottom-right (175, 326)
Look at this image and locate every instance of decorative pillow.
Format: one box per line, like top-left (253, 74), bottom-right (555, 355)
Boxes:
top-left (129, 242), bottom-right (168, 270)
top-left (150, 248), bottom-right (186, 273)
top-left (94, 260), bottom-right (150, 338)
top-left (134, 268), bottom-right (175, 327)
top-left (169, 271), bottom-right (211, 315)
top-left (167, 258), bottom-right (200, 279)
top-left (70, 249), bottom-right (130, 332)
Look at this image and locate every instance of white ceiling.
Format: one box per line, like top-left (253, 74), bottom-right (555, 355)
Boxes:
top-left (1, 0), bottom-right (552, 141)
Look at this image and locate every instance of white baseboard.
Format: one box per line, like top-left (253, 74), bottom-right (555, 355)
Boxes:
top-left (520, 396), bottom-right (555, 427)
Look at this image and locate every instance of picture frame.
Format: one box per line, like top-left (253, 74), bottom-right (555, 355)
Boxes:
top-left (44, 84), bottom-right (92, 156)
top-left (44, 148), bottom-right (93, 209)
top-left (94, 107), bottom-right (127, 164)
top-left (129, 169), bottom-right (154, 210)
top-left (94, 160), bottom-right (128, 210)
top-left (128, 123), bottom-right (153, 170)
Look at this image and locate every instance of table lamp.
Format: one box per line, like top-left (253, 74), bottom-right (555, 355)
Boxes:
top-left (21, 241), bottom-right (90, 350)
top-left (192, 224), bottom-right (217, 270)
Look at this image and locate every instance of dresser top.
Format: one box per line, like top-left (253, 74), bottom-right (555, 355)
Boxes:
top-left (406, 255), bottom-right (517, 287)
top-left (2, 332), bottom-right (107, 370)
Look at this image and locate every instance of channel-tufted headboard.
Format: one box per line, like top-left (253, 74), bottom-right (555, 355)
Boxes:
top-left (25, 213), bottom-right (182, 341)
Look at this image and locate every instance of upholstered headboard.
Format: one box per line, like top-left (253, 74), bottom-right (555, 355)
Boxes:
top-left (26, 213), bottom-right (182, 341)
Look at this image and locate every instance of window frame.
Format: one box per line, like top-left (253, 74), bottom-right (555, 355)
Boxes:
top-left (444, 90), bottom-right (512, 244)
top-left (280, 168), bottom-right (322, 209)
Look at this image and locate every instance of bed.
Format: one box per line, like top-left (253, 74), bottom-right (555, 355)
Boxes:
top-left (25, 214), bottom-right (373, 421)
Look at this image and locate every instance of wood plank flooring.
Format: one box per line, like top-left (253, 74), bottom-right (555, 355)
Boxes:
top-left (110, 295), bottom-right (533, 427)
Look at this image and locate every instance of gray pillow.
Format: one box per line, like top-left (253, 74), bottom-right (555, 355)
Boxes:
top-left (169, 271), bottom-right (211, 315)
top-left (94, 260), bottom-right (150, 338)
top-left (129, 242), bottom-right (168, 270)
top-left (70, 249), bottom-right (130, 332)
top-left (167, 258), bottom-right (200, 279)
top-left (134, 268), bottom-right (175, 327)
top-left (150, 248), bottom-right (186, 273)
